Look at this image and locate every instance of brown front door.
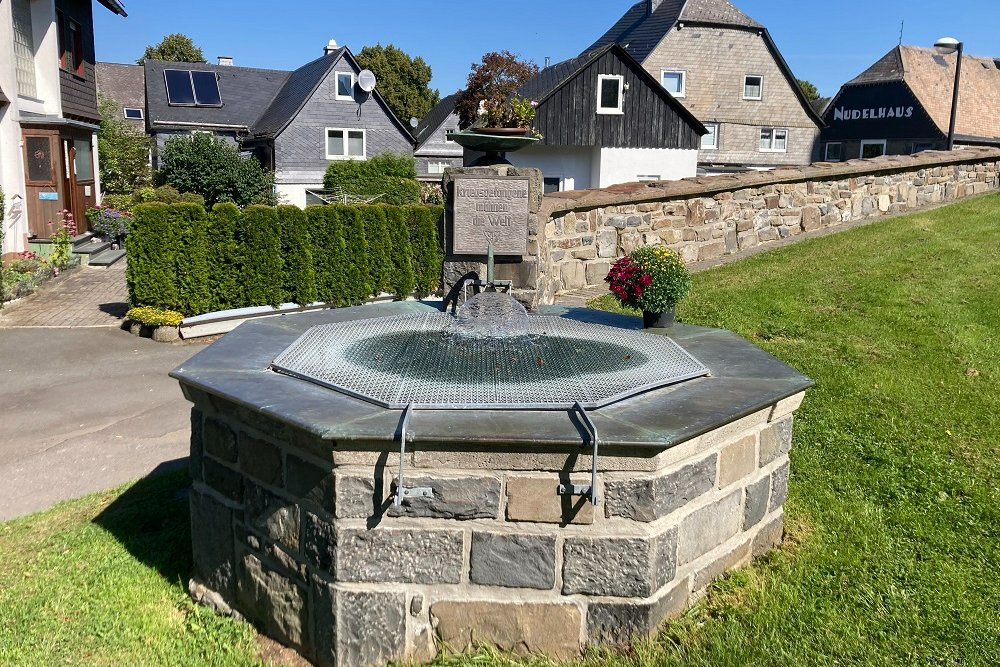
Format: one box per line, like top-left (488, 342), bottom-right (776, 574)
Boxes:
top-left (62, 134), bottom-right (96, 234)
top-left (21, 129), bottom-right (64, 239)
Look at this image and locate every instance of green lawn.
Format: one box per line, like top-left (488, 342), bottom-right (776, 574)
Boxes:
top-left (2, 195), bottom-right (999, 666)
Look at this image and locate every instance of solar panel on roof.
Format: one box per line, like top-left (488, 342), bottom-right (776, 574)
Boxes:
top-left (191, 70), bottom-right (222, 106)
top-left (164, 69), bottom-right (195, 105)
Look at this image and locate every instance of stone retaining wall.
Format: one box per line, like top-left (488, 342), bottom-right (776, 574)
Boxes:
top-left (534, 148), bottom-right (1000, 304)
top-left (185, 386), bottom-right (805, 667)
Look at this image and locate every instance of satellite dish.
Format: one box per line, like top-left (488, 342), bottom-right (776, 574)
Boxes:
top-left (358, 69), bottom-right (377, 93)
top-left (409, 117), bottom-right (419, 129)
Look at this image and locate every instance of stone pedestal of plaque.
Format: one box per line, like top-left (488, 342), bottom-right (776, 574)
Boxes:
top-left (442, 166), bottom-right (543, 309)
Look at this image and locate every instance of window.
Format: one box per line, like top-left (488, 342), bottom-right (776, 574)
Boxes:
top-left (543, 177), bottom-right (562, 194)
top-left (661, 70), bottom-right (686, 98)
top-left (25, 136), bottom-right (54, 183)
top-left (637, 175), bottom-right (662, 182)
top-left (912, 142), bottom-right (935, 154)
top-left (123, 107), bottom-right (144, 120)
top-left (11, 0), bottom-right (37, 98)
top-left (824, 142), bottom-right (842, 162)
top-left (759, 128), bottom-right (788, 152)
top-left (164, 69), bottom-right (223, 107)
top-left (744, 75), bottom-right (763, 100)
top-left (701, 123), bottom-right (719, 150)
top-left (336, 72), bottom-right (355, 100)
top-left (73, 139), bottom-right (93, 181)
top-left (65, 19), bottom-right (84, 76)
top-left (444, 129), bottom-right (457, 142)
top-left (860, 140), bottom-right (887, 159)
top-left (428, 161), bottom-right (450, 175)
top-left (597, 75), bottom-right (624, 114)
top-left (326, 128), bottom-right (366, 159)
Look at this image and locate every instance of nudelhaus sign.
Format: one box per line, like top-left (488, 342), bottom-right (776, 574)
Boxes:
top-left (833, 105), bottom-right (915, 121)
top-left (452, 176), bottom-right (530, 255)
top-left (822, 81), bottom-right (933, 141)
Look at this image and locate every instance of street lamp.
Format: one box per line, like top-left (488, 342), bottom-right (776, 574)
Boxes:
top-left (934, 37), bottom-right (964, 151)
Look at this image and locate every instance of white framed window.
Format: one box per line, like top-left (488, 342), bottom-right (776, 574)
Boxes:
top-left (335, 72), bottom-right (355, 101)
top-left (326, 128), bottom-right (366, 159)
top-left (427, 161), bottom-right (450, 175)
top-left (661, 70), bottom-right (686, 98)
top-left (824, 142), bottom-right (842, 162)
top-left (744, 75), bottom-right (763, 100)
top-left (860, 140), bottom-right (887, 159)
top-left (123, 107), bottom-right (144, 120)
top-left (597, 75), bottom-right (624, 115)
top-left (759, 128), bottom-right (788, 152)
top-left (444, 128), bottom-right (457, 142)
top-left (637, 175), bottom-right (661, 182)
top-left (701, 123), bottom-right (719, 150)
top-left (543, 176), bottom-right (562, 194)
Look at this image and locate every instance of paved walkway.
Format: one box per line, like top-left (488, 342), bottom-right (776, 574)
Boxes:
top-left (0, 261), bottom-right (129, 328)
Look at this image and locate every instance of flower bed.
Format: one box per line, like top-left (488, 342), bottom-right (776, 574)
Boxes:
top-left (1, 253), bottom-right (54, 303)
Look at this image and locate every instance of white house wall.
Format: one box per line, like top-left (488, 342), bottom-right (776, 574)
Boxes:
top-left (506, 146), bottom-right (598, 191)
top-left (597, 147), bottom-right (699, 188)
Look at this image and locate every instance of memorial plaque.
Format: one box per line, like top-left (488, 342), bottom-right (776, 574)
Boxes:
top-left (452, 176), bottom-right (529, 255)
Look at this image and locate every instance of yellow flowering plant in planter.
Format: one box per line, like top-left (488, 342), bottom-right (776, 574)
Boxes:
top-left (606, 245), bottom-right (691, 327)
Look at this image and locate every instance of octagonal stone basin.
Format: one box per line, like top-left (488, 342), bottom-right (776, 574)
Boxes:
top-left (171, 302), bottom-right (812, 667)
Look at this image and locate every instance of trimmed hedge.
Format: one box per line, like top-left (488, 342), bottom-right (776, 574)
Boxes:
top-left (127, 203), bottom-right (444, 315)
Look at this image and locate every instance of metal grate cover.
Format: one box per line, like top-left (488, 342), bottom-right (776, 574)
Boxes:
top-left (270, 314), bottom-right (709, 410)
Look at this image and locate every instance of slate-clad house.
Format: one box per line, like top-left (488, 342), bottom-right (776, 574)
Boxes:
top-left (142, 43), bottom-right (415, 207)
top-left (413, 92), bottom-right (463, 181)
top-left (820, 46), bottom-right (1000, 161)
top-left (589, 0), bottom-right (823, 173)
top-left (1, 0), bottom-right (128, 255)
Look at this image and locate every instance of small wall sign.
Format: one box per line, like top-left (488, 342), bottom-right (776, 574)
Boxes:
top-left (452, 176), bottom-right (530, 255)
top-left (39, 192), bottom-right (59, 201)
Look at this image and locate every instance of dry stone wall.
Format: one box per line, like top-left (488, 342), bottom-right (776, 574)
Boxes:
top-left (535, 148), bottom-right (1000, 303)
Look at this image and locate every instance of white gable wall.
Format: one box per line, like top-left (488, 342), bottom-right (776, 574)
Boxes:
top-left (597, 147), bottom-right (699, 187)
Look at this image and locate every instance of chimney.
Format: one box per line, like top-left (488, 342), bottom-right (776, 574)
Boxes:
top-left (544, 56), bottom-right (551, 68)
top-left (217, 56), bottom-right (233, 67)
top-left (647, 0), bottom-right (663, 15)
top-left (324, 39), bottom-right (339, 56)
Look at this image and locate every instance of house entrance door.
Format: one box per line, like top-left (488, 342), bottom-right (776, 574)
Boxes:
top-left (61, 133), bottom-right (96, 233)
top-left (21, 129), bottom-right (64, 239)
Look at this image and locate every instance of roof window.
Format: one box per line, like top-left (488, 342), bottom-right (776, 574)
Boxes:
top-left (164, 69), bottom-right (223, 107)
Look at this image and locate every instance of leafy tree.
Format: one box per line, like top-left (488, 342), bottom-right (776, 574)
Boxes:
top-left (797, 79), bottom-right (820, 102)
top-left (323, 153), bottom-right (420, 206)
top-left (455, 51), bottom-right (539, 129)
top-left (138, 33), bottom-right (205, 64)
top-left (356, 44), bottom-right (440, 124)
top-left (97, 94), bottom-right (152, 195)
top-left (159, 133), bottom-right (276, 208)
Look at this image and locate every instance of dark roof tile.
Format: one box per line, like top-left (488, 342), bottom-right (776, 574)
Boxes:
top-left (251, 50), bottom-right (343, 138)
top-left (414, 92), bottom-right (460, 146)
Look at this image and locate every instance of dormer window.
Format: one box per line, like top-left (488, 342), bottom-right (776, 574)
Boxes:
top-left (744, 75), bottom-right (763, 100)
top-left (597, 75), bottom-right (624, 114)
top-left (336, 72), bottom-right (355, 101)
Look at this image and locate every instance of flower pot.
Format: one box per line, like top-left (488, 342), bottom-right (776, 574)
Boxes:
top-left (642, 309), bottom-right (675, 329)
top-left (473, 127), bottom-right (531, 137)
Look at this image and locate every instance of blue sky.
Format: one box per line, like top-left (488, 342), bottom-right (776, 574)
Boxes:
top-left (95, 0), bottom-right (999, 100)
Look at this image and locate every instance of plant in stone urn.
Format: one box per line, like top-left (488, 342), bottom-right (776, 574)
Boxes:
top-left (606, 245), bottom-right (691, 328)
top-left (455, 51), bottom-right (540, 135)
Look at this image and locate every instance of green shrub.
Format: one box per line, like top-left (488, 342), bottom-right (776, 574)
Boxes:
top-left (172, 204), bottom-right (211, 315)
top-left (100, 194), bottom-right (134, 213)
top-left (207, 203), bottom-right (242, 311)
top-left (335, 205), bottom-right (373, 304)
top-left (159, 133), bottom-right (276, 208)
top-left (406, 205), bottom-right (444, 295)
top-left (238, 206), bottom-right (283, 308)
top-left (382, 206), bottom-right (416, 299)
top-left (127, 203), bottom-right (177, 310)
top-left (152, 185), bottom-right (205, 207)
top-left (305, 206), bottom-right (347, 305)
top-left (125, 306), bottom-right (183, 327)
top-left (357, 206), bottom-right (392, 295)
top-left (277, 206), bottom-right (317, 306)
top-left (322, 153), bottom-right (421, 206)
top-left (97, 94), bottom-right (152, 195)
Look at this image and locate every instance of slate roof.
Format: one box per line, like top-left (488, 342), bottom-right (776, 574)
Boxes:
top-left (414, 92), bottom-right (459, 147)
top-left (144, 60), bottom-right (289, 131)
top-left (587, 0), bottom-right (761, 62)
top-left (518, 43), bottom-right (707, 133)
top-left (251, 49), bottom-right (344, 138)
top-left (847, 47), bottom-right (905, 85)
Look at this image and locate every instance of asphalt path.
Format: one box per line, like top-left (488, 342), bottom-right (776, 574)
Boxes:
top-left (0, 328), bottom-right (205, 521)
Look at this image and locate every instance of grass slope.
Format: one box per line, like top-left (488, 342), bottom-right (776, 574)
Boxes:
top-left (1, 195), bottom-right (998, 666)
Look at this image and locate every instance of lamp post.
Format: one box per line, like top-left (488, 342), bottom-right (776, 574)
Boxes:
top-left (934, 37), bottom-right (964, 151)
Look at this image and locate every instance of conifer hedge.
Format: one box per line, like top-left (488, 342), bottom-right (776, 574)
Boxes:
top-left (126, 203), bottom-right (444, 316)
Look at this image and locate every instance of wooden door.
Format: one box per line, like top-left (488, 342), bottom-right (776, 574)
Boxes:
top-left (62, 134), bottom-right (96, 233)
top-left (21, 130), bottom-right (64, 239)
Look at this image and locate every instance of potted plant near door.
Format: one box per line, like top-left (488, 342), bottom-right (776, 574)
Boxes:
top-left (606, 245), bottom-right (692, 328)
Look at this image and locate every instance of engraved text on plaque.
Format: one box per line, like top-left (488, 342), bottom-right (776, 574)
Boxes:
top-left (452, 177), bottom-right (529, 255)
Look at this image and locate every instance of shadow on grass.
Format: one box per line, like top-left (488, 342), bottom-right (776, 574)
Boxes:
top-left (92, 459), bottom-right (194, 585)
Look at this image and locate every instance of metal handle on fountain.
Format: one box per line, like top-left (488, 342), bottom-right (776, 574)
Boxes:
top-left (486, 243), bottom-right (495, 289)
